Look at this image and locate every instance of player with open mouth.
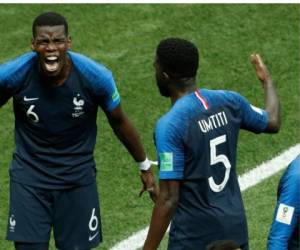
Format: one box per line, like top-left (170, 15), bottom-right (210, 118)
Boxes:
top-left (0, 12), bottom-right (157, 250)
top-left (32, 24), bottom-right (71, 83)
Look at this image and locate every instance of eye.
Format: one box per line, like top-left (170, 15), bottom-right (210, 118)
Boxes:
top-left (54, 39), bottom-right (66, 44)
top-left (36, 39), bottom-right (49, 46)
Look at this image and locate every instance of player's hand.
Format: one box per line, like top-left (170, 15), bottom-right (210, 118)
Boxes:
top-left (139, 168), bottom-right (158, 203)
top-left (251, 53), bottom-right (272, 86)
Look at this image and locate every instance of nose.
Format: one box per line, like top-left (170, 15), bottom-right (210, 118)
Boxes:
top-left (46, 41), bottom-right (57, 51)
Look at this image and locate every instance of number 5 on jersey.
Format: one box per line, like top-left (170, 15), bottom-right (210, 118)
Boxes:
top-left (209, 135), bottom-right (232, 192)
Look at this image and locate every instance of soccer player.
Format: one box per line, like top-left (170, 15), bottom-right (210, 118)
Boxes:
top-left (143, 38), bottom-right (281, 250)
top-left (0, 12), bottom-right (157, 250)
top-left (267, 155), bottom-right (299, 250)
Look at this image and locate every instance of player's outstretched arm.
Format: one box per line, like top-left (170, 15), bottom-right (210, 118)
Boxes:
top-left (105, 105), bottom-right (158, 202)
top-left (251, 54), bottom-right (281, 133)
top-left (143, 180), bottom-right (180, 250)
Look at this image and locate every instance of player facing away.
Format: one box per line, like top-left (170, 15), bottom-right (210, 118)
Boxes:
top-left (268, 155), bottom-right (299, 250)
top-left (0, 12), bottom-right (157, 250)
top-left (143, 38), bottom-right (281, 250)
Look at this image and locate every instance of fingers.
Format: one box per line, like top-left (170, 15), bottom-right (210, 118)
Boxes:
top-left (251, 53), bottom-right (263, 67)
top-left (146, 187), bottom-right (154, 192)
top-left (139, 169), bottom-right (158, 202)
top-left (139, 185), bottom-right (152, 197)
top-left (139, 187), bottom-right (145, 197)
top-left (148, 187), bottom-right (158, 202)
top-left (139, 178), bottom-right (158, 202)
top-left (251, 53), bottom-right (267, 72)
top-left (250, 53), bottom-right (271, 84)
top-left (250, 53), bottom-right (257, 64)
top-left (139, 186), bottom-right (158, 203)
top-left (149, 192), bottom-right (157, 203)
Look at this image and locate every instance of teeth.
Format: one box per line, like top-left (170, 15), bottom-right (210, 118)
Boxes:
top-left (46, 56), bottom-right (58, 61)
top-left (45, 62), bottom-right (59, 72)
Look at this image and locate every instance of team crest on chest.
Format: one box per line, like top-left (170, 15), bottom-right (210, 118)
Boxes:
top-left (72, 94), bottom-right (85, 118)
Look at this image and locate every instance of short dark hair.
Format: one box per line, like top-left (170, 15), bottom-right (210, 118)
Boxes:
top-left (206, 240), bottom-right (241, 250)
top-left (156, 37), bottom-right (199, 78)
top-left (32, 12), bottom-right (68, 37)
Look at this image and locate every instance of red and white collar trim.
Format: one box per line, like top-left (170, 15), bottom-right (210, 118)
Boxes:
top-left (194, 90), bottom-right (209, 110)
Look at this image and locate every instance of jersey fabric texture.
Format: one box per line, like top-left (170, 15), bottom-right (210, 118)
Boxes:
top-left (154, 88), bottom-right (269, 250)
top-left (268, 155), bottom-right (300, 250)
top-left (0, 51), bottom-right (120, 189)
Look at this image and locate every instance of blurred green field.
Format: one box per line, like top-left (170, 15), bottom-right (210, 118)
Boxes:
top-left (0, 4), bottom-right (299, 250)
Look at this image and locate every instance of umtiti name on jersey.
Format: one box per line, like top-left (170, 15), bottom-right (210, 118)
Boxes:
top-left (198, 111), bottom-right (228, 133)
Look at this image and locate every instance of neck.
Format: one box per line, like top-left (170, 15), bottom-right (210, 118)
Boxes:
top-left (170, 79), bottom-right (198, 105)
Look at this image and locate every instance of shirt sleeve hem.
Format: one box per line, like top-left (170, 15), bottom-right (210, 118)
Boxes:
top-left (159, 172), bottom-right (183, 180)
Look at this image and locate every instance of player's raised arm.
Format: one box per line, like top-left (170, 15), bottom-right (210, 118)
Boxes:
top-left (105, 105), bottom-right (158, 202)
top-left (251, 54), bottom-right (281, 133)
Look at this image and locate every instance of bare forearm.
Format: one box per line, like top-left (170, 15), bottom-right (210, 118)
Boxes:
top-left (143, 200), bottom-right (174, 250)
top-left (250, 54), bottom-right (281, 133)
top-left (111, 115), bottom-right (146, 162)
top-left (263, 79), bottom-right (281, 133)
top-left (144, 181), bottom-right (179, 250)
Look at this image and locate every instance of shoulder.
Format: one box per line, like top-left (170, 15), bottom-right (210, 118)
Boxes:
top-left (278, 155), bottom-right (300, 199)
top-left (196, 88), bottom-right (246, 110)
top-left (68, 51), bottom-right (114, 88)
top-left (204, 88), bottom-right (244, 103)
top-left (283, 155), bottom-right (300, 183)
top-left (156, 94), bottom-right (197, 139)
top-left (0, 52), bottom-right (37, 87)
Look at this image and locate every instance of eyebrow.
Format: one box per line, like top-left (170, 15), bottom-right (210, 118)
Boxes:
top-left (35, 34), bottom-right (66, 39)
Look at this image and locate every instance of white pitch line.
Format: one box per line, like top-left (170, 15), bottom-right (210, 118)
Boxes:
top-left (239, 144), bottom-right (300, 191)
top-left (110, 144), bottom-right (300, 250)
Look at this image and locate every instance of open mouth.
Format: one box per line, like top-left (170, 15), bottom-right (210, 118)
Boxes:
top-left (44, 56), bottom-right (59, 72)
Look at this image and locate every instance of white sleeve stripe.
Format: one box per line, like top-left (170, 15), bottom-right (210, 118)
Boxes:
top-left (250, 105), bottom-right (264, 115)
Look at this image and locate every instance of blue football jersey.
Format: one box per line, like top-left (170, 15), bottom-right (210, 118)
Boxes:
top-left (0, 52), bottom-right (120, 189)
top-left (268, 155), bottom-right (300, 250)
top-left (155, 88), bottom-right (269, 249)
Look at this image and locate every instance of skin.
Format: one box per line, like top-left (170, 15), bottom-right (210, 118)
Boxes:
top-left (250, 54), bottom-right (281, 133)
top-left (154, 56), bottom-right (198, 103)
top-left (31, 25), bottom-right (158, 199)
top-left (31, 25), bottom-right (72, 85)
top-left (143, 53), bottom-right (281, 250)
top-left (105, 106), bottom-right (158, 201)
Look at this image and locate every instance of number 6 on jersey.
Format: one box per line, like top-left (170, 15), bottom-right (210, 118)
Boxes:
top-left (26, 105), bottom-right (39, 123)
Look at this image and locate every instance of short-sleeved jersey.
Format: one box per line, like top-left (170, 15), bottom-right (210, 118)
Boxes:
top-left (0, 51), bottom-right (121, 189)
top-left (268, 155), bottom-right (300, 250)
top-left (154, 88), bottom-right (269, 249)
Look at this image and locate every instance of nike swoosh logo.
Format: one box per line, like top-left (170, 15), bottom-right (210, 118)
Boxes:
top-left (24, 96), bottom-right (39, 101)
top-left (89, 231), bottom-right (99, 242)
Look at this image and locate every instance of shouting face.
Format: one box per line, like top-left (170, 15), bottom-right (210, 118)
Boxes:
top-left (31, 25), bottom-right (71, 78)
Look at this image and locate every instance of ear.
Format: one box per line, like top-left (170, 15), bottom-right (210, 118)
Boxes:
top-left (30, 38), bottom-right (35, 51)
top-left (67, 36), bottom-right (72, 50)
